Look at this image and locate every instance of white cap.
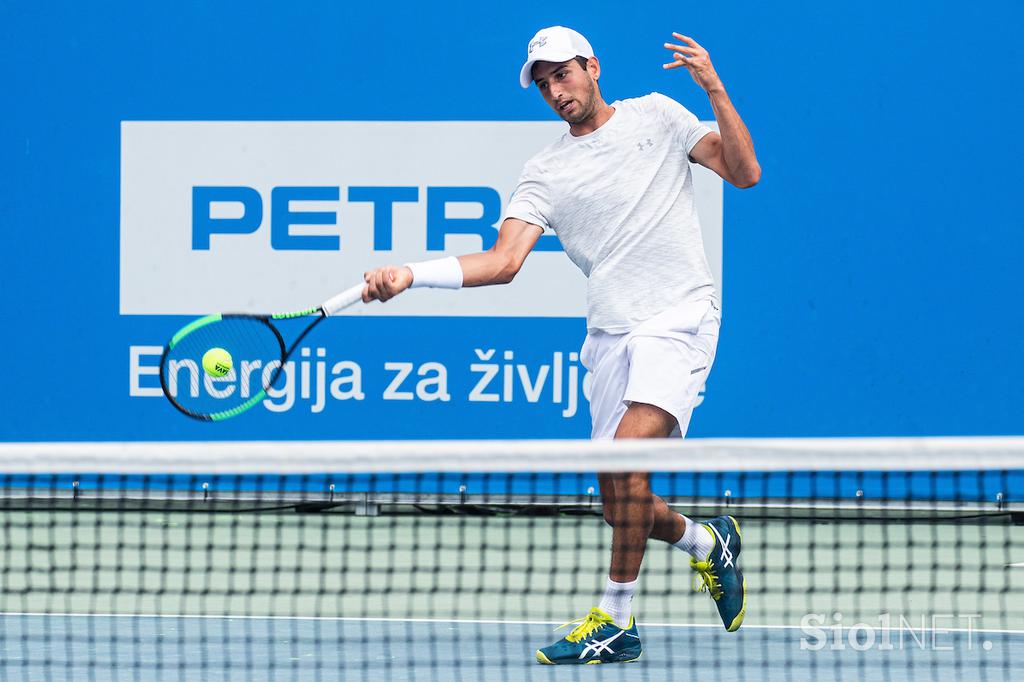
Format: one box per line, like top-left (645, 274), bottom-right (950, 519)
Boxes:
top-left (519, 26), bottom-right (594, 89)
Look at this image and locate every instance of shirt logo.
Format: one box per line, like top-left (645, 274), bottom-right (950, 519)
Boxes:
top-left (529, 37), bottom-right (548, 54)
top-left (636, 138), bottom-right (654, 151)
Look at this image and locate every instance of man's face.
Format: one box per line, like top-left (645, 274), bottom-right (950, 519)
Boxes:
top-left (532, 59), bottom-right (600, 124)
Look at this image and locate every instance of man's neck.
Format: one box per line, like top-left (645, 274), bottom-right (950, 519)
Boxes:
top-left (569, 102), bottom-right (616, 137)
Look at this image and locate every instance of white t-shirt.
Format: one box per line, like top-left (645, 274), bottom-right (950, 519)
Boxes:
top-left (505, 92), bottom-right (716, 333)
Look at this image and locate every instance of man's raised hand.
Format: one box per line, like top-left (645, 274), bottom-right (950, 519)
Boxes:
top-left (663, 33), bottom-right (724, 94)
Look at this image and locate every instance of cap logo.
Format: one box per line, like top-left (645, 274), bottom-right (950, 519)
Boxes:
top-left (528, 37), bottom-right (548, 54)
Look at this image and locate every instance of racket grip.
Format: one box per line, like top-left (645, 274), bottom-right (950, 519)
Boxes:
top-left (322, 283), bottom-right (366, 316)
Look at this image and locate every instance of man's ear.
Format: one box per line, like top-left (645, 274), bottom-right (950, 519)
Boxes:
top-left (587, 56), bottom-right (602, 81)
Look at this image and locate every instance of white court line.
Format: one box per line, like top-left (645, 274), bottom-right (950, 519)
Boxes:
top-left (1, 612), bottom-right (1022, 635)
top-left (1007, 563), bottom-right (1024, 568)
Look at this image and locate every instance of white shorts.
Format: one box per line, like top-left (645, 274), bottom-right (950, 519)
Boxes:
top-left (580, 298), bottom-right (720, 440)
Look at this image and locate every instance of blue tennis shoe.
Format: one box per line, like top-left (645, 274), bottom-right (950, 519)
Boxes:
top-left (536, 607), bottom-right (642, 665)
top-left (690, 515), bottom-right (747, 632)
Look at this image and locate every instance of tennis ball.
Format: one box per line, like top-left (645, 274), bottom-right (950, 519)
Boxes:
top-left (202, 347), bottom-right (233, 377)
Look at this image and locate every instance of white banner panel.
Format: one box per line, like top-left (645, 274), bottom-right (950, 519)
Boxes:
top-left (120, 121), bottom-right (722, 316)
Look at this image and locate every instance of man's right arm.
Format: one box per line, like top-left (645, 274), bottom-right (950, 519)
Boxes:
top-left (362, 218), bottom-right (544, 302)
top-left (458, 218), bottom-right (544, 287)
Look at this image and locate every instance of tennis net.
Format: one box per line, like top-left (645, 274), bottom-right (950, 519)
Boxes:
top-left (0, 438), bottom-right (1021, 680)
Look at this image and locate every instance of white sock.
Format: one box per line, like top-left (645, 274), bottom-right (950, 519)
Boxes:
top-left (674, 516), bottom-right (715, 560)
top-left (597, 577), bottom-right (638, 629)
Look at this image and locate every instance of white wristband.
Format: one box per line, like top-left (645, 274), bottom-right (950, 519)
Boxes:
top-left (406, 256), bottom-right (463, 289)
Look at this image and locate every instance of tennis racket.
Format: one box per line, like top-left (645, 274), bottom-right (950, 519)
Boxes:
top-left (160, 283), bottom-right (365, 421)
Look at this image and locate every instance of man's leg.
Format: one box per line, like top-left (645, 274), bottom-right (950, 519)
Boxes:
top-left (593, 403), bottom-right (685, 628)
top-left (603, 402), bottom-right (713, 565)
top-left (603, 402), bottom-right (678, 581)
top-left (598, 470), bottom-right (690, 564)
top-left (596, 402), bottom-right (721, 630)
top-left (603, 403), bottom-right (746, 635)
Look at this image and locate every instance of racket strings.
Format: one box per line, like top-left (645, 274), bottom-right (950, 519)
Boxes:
top-left (161, 317), bottom-right (285, 418)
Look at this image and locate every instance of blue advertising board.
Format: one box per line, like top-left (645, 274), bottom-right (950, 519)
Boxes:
top-left (1, 1), bottom-right (1022, 441)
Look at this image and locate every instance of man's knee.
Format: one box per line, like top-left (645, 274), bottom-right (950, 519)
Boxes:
top-left (619, 472), bottom-right (652, 498)
top-left (601, 473), bottom-right (652, 526)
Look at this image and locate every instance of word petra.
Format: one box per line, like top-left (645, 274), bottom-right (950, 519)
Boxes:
top-left (191, 185), bottom-right (563, 252)
top-left (129, 346), bottom-right (587, 417)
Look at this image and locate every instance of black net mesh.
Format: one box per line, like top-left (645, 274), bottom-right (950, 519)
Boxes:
top-left (0, 440), bottom-right (1021, 680)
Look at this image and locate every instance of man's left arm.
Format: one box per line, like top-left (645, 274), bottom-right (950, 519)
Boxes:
top-left (664, 32), bottom-right (761, 189)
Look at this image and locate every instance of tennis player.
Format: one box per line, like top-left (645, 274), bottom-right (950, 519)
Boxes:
top-left (362, 26), bottom-right (760, 665)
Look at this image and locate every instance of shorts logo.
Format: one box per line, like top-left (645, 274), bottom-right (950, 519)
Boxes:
top-left (529, 37), bottom-right (548, 53)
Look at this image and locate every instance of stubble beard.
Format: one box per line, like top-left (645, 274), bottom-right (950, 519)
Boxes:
top-left (559, 80), bottom-right (598, 125)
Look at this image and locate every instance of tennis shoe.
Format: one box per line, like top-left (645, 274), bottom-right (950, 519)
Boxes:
top-left (690, 515), bottom-right (746, 632)
top-left (535, 607), bottom-right (642, 664)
